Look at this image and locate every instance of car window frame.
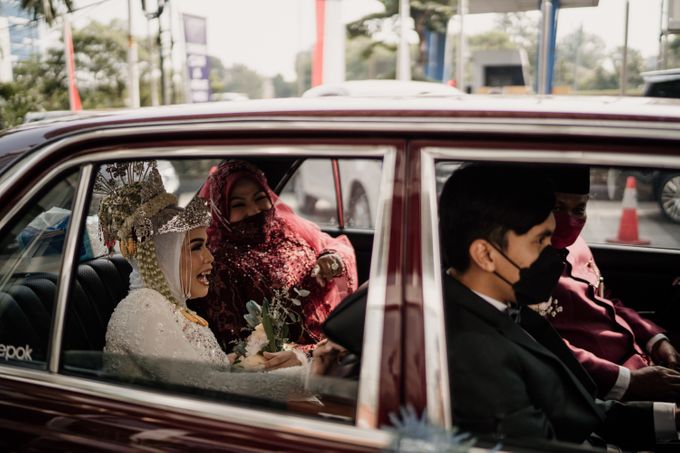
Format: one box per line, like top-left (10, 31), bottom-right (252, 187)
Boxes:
top-left (419, 144), bottom-right (680, 432)
top-left (0, 135), bottom-right (399, 446)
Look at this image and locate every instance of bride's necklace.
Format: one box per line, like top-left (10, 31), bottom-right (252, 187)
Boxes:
top-left (174, 304), bottom-right (209, 327)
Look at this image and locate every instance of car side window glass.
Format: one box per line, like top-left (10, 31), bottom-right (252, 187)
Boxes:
top-left (282, 158), bottom-right (381, 230)
top-left (584, 167), bottom-right (680, 249)
top-left (63, 156), bottom-right (370, 426)
top-left (0, 169), bottom-right (80, 369)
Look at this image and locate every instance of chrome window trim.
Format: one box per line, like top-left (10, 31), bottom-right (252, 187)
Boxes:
top-left (0, 144), bottom-right (396, 443)
top-left (420, 150), bottom-right (451, 429)
top-left (356, 148), bottom-right (397, 429)
top-left (422, 145), bottom-right (680, 429)
top-left (3, 116), bottom-right (680, 195)
top-left (423, 147), bottom-right (680, 171)
top-left (589, 243), bottom-right (680, 255)
top-left (48, 165), bottom-right (93, 373)
top-left (0, 366), bottom-right (392, 448)
top-left (0, 145), bottom-right (390, 235)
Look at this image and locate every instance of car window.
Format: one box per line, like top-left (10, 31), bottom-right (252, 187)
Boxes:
top-left (0, 169), bottom-right (80, 369)
top-left (582, 167), bottom-right (680, 250)
top-left (435, 162), bottom-right (680, 251)
top-left (282, 158), bottom-right (382, 230)
top-left (60, 151), bottom-right (387, 426)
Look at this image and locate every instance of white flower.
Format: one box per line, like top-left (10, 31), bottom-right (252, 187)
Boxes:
top-left (245, 323), bottom-right (269, 357)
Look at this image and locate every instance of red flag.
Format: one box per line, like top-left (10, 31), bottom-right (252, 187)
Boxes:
top-left (64, 19), bottom-right (82, 112)
top-left (312, 0), bottom-right (325, 87)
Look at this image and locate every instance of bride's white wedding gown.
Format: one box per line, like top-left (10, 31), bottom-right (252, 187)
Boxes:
top-left (104, 286), bottom-right (309, 401)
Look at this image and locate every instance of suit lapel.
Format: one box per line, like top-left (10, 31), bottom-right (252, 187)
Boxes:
top-left (444, 274), bottom-right (599, 405)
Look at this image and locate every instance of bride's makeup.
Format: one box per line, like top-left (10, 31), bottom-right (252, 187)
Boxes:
top-left (180, 227), bottom-right (214, 298)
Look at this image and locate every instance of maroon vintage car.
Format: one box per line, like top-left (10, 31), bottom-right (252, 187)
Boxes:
top-left (1, 95), bottom-right (680, 451)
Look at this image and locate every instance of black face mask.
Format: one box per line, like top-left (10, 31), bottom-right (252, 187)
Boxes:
top-left (490, 244), bottom-right (565, 306)
top-left (230, 208), bottom-right (274, 244)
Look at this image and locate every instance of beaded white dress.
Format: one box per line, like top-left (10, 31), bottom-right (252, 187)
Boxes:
top-left (104, 287), bottom-right (230, 379)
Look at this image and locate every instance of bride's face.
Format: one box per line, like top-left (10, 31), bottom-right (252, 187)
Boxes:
top-left (228, 177), bottom-right (272, 223)
top-left (180, 227), bottom-right (214, 299)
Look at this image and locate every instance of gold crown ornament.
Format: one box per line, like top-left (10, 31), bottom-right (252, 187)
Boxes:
top-left (96, 161), bottom-right (177, 257)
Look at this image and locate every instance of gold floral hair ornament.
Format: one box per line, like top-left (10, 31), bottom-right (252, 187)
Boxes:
top-left (96, 161), bottom-right (178, 257)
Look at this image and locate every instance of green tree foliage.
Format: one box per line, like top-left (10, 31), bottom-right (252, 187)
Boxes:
top-left (19, 0), bottom-right (73, 24)
top-left (210, 62), bottom-right (264, 99)
top-left (553, 27), bottom-right (646, 92)
top-left (347, 0), bottom-right (456, 77)
top-left (271, 74), bottom-right (296, 98)
top-left (346, 36), bottom-right (396, 80)
top-left (666, 35), bottom-right (680, 68)
top-left (0, 20), bottom-right (138, 128)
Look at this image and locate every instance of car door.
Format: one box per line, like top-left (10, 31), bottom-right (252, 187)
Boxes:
top-left (0, 126), bottom-right (404, 450)
top-left (414, 125), bottom-right (680, 451)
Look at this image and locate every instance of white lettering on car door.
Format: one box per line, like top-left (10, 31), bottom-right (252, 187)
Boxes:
top-left (0, 344), bottom-right (33, 361)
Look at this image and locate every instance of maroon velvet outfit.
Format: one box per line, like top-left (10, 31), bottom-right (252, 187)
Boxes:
top-left (549, 236), bottom-right (664, 398)
top-left (192, 161), bottom-right (357, 351)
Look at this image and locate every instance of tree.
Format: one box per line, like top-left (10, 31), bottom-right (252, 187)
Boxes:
top-left (347, 0), bottom-right (456, 77)
top-left (553, 28), bottom-right (608, 90)
top-left (271, 74), bottom-right (296, 98)
top-left (346, 36), bottom-right (396, 80)
top-left (211, 63), bottom-right (265, 99)
top-left (495, 13), bottom-right (538, 83)
top-left (666, 35), bottom-right (680, 68)
top-left (19, 0), bottom-right (74, 24)
top-left (0, 20), bottom-right (142, 128)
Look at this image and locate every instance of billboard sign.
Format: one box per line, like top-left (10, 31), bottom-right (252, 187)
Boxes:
top-left (182, 14), bottom-right (210, 103)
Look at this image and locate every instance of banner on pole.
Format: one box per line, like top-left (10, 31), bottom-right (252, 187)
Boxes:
top-left (64, 19), bottom-right (82, 112)
top-left (182, 14), bottom-right (210, 103)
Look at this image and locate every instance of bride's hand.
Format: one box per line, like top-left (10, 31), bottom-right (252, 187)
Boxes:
top-left (263, 350), bottom-right (301, 370)
top-left (312, 253), bottom-right (344, 287)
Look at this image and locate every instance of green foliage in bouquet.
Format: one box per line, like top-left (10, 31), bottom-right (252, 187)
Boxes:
top-left (242, 287), bottom-right (310, 353)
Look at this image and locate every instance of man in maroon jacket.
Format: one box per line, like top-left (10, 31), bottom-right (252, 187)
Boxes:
top-left (545, 167), bottom-right (680, 402)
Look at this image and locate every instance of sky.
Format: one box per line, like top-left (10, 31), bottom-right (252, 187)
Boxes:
top-left (64, 0), bottom-right (666, 81)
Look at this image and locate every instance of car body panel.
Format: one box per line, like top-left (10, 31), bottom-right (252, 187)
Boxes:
top-left (2, 96), bottom-right (680, 450)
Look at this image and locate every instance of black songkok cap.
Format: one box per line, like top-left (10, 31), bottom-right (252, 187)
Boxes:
top-left (546, 166), bottom-right (590, 195)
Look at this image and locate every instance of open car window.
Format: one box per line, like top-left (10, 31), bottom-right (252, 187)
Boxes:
top-left (0, 168), bottom-right (80, 370)
top-left (52, 147), bottom-right (389, 428)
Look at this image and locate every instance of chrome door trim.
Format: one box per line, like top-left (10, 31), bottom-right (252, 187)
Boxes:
top-left (419, 150), bottom-right (451, 428)
top-left (3, 116), bottom-right (680, 195)
top-left (0, 366), bottom-right (392, 448)
top-left (356, 148), bottom-right (397, 429)
top-left (0, 144), bottom-right (396, 441)
top-left (418, 145), bottom-right (680, 431)
top-left (423, 147), bottom-right (680, 170)
top-left (48, 164), bottom-right (93, 373)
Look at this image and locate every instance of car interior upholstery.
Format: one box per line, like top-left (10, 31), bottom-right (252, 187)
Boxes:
top-left (0, 255), bottom-right (131, 362)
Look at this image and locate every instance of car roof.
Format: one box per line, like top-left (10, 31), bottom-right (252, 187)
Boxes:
top-left (641, 68), bottom-right (680, 83)
top-left (302, 80), bottom-right (464, 97)
top-left (3, 95), bottom-right (680, 159)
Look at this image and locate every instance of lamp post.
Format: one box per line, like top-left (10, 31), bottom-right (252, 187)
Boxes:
top-left (127, 0), bottom-right (140, 107)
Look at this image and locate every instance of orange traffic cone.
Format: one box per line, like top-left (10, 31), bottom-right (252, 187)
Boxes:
top-left (607, 176), bottom-right (650, 245)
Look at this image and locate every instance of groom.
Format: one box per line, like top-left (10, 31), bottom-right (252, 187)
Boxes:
top-left (439, 164), bottom-right (678, 450)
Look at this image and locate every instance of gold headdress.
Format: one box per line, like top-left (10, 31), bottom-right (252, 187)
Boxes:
top-left (95, 161), bottom-right (177, 258)
top-left (96, 161), bottom-right (212, 310)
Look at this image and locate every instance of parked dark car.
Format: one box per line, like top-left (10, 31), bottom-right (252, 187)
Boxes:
top-left (642, 68), bottom-right (680, 99)
top-left (1, 96), bottom-right (680, 451)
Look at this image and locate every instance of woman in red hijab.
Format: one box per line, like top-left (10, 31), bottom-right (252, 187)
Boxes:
top-left (195, 160), bottom-right (357, 364)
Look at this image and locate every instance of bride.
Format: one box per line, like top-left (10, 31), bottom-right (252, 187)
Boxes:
top-left (98, 162), bottom-right (310, 397)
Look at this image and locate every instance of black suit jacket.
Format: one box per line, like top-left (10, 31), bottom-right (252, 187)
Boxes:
top-left (443, 273), bottom-right (656, 449)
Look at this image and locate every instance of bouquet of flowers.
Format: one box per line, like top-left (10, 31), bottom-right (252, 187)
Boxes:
top-left (232, 287), bottom-right (309, 370)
